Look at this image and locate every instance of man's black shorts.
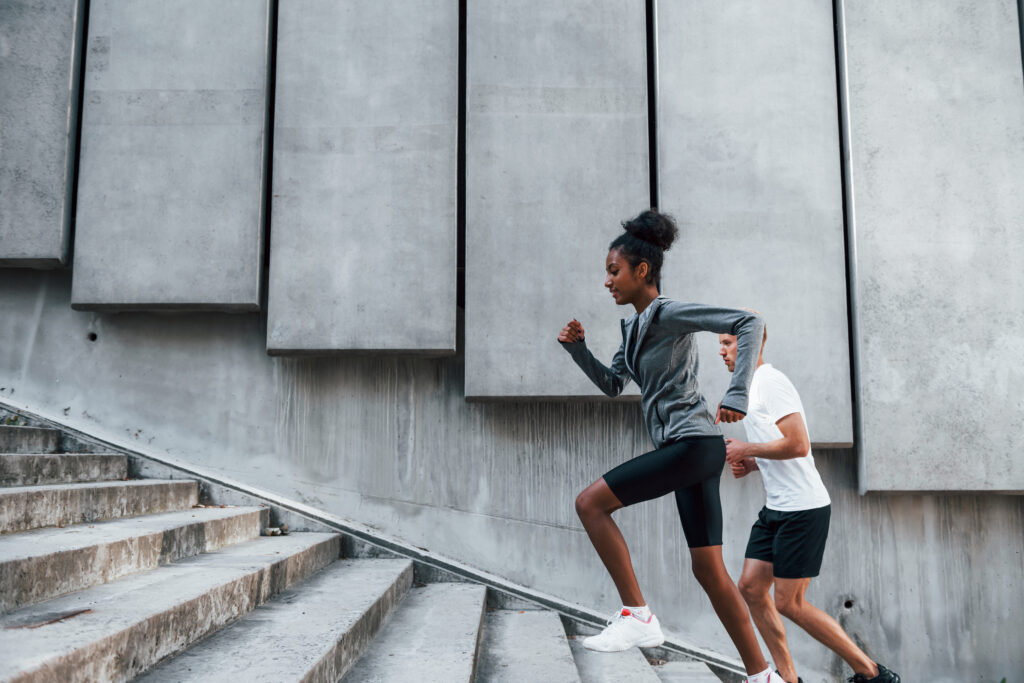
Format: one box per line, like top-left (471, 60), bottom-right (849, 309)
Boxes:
top-left (744, 504), bottom-right (831, 579)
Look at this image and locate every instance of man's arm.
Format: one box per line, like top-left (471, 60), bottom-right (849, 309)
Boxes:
top-left (725, 412), bottom-right (810, 464)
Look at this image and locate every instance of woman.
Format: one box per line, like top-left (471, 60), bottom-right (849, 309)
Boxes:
top-left (558, 209), bottom-right (778, 683)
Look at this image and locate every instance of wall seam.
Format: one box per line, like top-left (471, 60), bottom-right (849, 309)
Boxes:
top-left (259, 0), bottom-right (279, 330)
top-left (646, 0), bottom-right (660, 209)
top-left (1018, 0), bottom-right (1024, 89)
top-left (66, 0), bottom-right (91, 270)
top-left (832, 0), bottom-right (866, 494)
top-left (456, 0), bottom-right (467, 324)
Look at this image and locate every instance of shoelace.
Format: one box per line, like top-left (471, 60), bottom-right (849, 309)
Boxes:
top-left (599, 610), bottom-right (634, 634)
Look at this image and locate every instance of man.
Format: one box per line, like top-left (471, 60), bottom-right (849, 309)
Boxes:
top-left (718, 326), bottom-right (900, 683)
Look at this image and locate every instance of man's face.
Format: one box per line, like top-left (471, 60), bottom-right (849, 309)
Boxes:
top-left (718, 333), bottom-right (737, 373)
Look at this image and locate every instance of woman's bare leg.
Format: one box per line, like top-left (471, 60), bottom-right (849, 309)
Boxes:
top-left (690, 545), bottom-right (769, 676)
top-left (575, 477), bottom-right (645, 606)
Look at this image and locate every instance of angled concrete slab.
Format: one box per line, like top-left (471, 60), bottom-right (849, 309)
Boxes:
top-left (476, 609), bottom-right (581, 682)
top-left (138, 559), bottom-right (412, 683)
top-left (465, 0), bottom-right (650, 398)
top-left (839, 0), bottom-right (1024, 490)
top-left (0, 0), bottom-right (85, 268)
top-left (70, 0), bottom-right (271, 311)
top-left (656, 0), bottom-right (852, 446)
top-left (266, 0), bottom-right (458, 355)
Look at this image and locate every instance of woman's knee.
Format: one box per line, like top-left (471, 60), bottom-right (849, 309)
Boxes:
top-left (689, 548), bottom-right (726, 587)
top-left (575, 480), bottom-right (619, 519)
top-left (574, 490), bottom-right (593, 518)
top-left (575, 487), bottom-right (606, 519)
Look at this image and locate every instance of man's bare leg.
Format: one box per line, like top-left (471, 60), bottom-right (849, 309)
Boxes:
top-left (773, 578), bottom-right (878, 678)
top-left (738, 559), bottom-right (798, 682)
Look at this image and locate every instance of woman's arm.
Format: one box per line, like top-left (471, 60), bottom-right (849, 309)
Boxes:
top-left (558, 320), bottom-right (630, 397)
top-left (657, 301), bottom-right (764, 416)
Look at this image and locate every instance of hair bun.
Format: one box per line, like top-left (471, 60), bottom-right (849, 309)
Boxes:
top-left (621, 209), bottom-right (678, 251)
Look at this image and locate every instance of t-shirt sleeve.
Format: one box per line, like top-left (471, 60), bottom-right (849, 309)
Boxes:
top-left (765, 371), bottom-right (803, 425)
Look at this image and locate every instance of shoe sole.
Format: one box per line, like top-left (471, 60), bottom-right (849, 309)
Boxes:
top-left (581, 635), bottom-right (665, 652)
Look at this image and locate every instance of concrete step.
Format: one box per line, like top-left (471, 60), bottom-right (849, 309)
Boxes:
top-left (0, 532), bottom-right (341, 683)
top-left (0, 506), bottom-right (266, 613)
top-left (342, 582), bottom-right (487, 683)
top-left (476, 609), bottom-right (582, 683)
top-left (568, 636), bottom-right (661, 682)
top-left (0, 453), bottom-right (127, 487)
top-left (0, 479), bottom-right (198, 533)
top-left (138, 558), bottom-right (413, 683)
top-left (651, 660), bottom-right (722, 682)
top-left (0, 426), bottom-right (60, 454)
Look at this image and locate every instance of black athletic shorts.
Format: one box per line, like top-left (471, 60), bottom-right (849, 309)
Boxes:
top-left (744, 504), bottom-right (831, 579)
top-left (603, 436), bottom-right (725, 548)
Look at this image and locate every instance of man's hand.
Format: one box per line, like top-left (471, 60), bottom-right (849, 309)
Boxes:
top-left (558, 319), bottom-right (585, 344)
top-left (724, 437), bottom-right (752, 465)
top-left (730, 458), bottom-right (758, 479)
top-left (715, 402), bottom-right (745, 424)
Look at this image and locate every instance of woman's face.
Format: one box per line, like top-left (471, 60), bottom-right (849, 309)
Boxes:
top-left (605, 248), bottom-right (647, 305)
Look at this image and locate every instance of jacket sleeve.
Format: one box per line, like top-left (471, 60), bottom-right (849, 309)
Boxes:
top-left (559, 338), bottom-right (631, 397)
top-left (656, 301), bottom-right (764, 414)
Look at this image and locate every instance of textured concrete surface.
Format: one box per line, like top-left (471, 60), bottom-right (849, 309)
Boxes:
top-left (70, 0), bottom-right (270, 310)
top-left (139, 558), bottom-right (412, 683)
top-left (0, 426), bottom-right (60, 454)
top-left (343, 582), bottom-right (486, 682)
top-left (0, 453), bottom-right (126, 486)
top-left (0, 506), bottom-right (264, 612)
top-left (656, 0), bottom-right (852, 446)
top-left (651, 660), bottom-right (721, 682)
top-left (0, 479), bottom-right (198, 533)
top-left (0, 532), bottom-right (340, 682)
top-left (267, 0), bottom-right (457, 355)
top-left (0, 0), bottom-right (84, 268)
top-left (0, 270), bottom-right (1021, 680)
top-left (465, 0), bottom-right (649, 397)
top-left (477, 609), bottom-right (581, 682)
top-left (568, 637), bottom-right (660, 682)
top-left (840, 0), bottom-right (1024, 490)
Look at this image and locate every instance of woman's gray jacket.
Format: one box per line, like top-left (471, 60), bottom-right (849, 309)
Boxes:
top-left (561, 298), bottom-right (764, 448)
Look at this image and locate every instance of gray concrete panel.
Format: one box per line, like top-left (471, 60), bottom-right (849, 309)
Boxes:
top-left (266, 0), bottom-right (457, 355)
top-left (656, 1), bottom-right (852, 446)
top-left (465, 0), bottom-right (650, 398)
top-left (70, 0), bottom-right (270, 311)
top-left (840, 0), bottom-right (1024, 490)
top-left (0, 0), bottom-right (85, 268)
top-left (1, 270), bottom-right (1022, 679)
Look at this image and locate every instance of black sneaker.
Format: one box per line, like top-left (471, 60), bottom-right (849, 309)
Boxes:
top-left (848, 663), bottom-right (901, 683)
top-left (775, 671), bottom-right (803, 683)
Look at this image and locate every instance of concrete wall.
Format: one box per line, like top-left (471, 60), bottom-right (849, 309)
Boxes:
top-left (839, 0), bottom-right (1024, 491)
top-left (0, 0), bottom-right (85, 267)
top-left (267, 0), bottom-right (457, 354)
top-left (0, 269), bottom-right (1021, 682)
top-left (464, 0), bottom-right (649, 398)
top-left (656, 0), bottom-right (852, 447)
top-left (70, 0), bottom-right (270, 310)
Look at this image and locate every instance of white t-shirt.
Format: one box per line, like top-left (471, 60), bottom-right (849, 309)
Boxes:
top-left (743, 364), bottom-right (831, 512)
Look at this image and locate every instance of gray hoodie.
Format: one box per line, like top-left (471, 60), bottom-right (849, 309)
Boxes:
top-left (561, 297), bottom-right (764, 447)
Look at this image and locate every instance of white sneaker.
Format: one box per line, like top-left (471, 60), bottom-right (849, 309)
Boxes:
top-left (582, 608), bottom-right (665, 652)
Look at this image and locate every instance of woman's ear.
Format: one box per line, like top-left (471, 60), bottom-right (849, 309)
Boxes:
top-left (635, 261), bottom-right (649, 281)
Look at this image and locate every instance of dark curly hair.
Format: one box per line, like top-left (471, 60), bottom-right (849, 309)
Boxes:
top-left (609, 209), bottom-right (679, 290)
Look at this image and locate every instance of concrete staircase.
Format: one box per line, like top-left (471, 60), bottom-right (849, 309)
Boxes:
top-left (0, 421), bottom-right (723, 682)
